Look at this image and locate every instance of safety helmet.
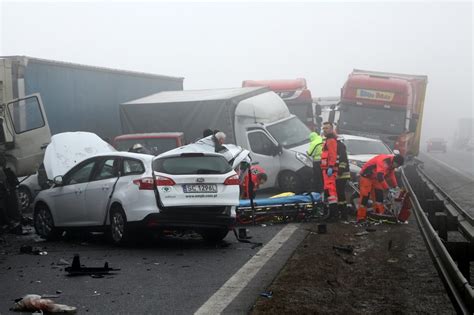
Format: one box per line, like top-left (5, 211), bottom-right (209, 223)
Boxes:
top-left (393, 154), bottom-right (404, 167)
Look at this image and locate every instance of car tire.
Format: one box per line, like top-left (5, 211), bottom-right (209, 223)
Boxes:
top-left (18, 186), bottom-right (32, 212)
top-left (278, 171), bottom-right (303, 194)
top-left (109, 206), bottom-right (129, 245)
top-left (34, 204), bottom-right (59, 240)
top-left (200, 228), bottom-right (229, 243)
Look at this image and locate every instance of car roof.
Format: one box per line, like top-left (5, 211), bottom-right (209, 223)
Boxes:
top-left (114, 132), bottom-right (184, 140)
top-left (337, 134), bottom-right (382, 142)
top-left (155, 137), bottom-right (245, 159)
top-left (92, 151), bottom-right (154, 161)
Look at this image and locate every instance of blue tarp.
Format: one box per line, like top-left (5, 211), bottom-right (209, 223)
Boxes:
top-left (238, 192), bottom-right (322, 208)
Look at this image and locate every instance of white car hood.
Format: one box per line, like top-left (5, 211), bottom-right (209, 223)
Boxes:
top-left (44, 132), bottom-right (116, 179)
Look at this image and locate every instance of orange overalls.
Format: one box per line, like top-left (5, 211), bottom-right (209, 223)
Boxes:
top-left (321, 133), bottom-right (338, 205)
top-left (356, 154), bottom-right (398, 221)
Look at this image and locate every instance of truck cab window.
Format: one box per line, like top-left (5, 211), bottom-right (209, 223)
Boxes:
top-left (7, 96), bottom-right (45, 134)
top-left (248, 132), bottom-right (275, 156)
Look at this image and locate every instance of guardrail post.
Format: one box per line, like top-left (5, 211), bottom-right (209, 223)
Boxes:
top-left (436, 212), bottom-right (448, 241)
top-left (426, 199), bottom-right (445, 226)
top-left (446, 242), bottom-right (474, 285)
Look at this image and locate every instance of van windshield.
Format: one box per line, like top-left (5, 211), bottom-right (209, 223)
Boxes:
top-left (266, 116), bottom-right (310, 148)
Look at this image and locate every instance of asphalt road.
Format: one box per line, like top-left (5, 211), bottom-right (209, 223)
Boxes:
top-left (0, 222), bottom-right (308, 314)
top-left (418, 147), bottom-right (474, 215)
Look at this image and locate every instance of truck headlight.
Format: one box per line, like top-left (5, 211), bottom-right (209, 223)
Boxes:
top-left (296, 152), bottom-right (313, 168)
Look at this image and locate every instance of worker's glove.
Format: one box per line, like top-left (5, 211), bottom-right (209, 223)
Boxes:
top-left (327, 167), bottom-right (334, 177)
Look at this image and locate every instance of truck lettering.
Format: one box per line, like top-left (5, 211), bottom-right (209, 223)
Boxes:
top-left (356, 89), bottom-right (394, 102)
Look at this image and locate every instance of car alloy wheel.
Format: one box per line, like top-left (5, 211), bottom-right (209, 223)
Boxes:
top-left (110, 208), bottom-right (127, 244)
top-left (34, 205), bottom-right (57, 240)
top-left (279, 171), bottom-right (302, 193)
top-left (18, 187), bottom-right (32, 212)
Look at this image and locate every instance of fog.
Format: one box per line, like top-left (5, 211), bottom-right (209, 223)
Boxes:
top-left (1, 1), bottom-right (472, 143)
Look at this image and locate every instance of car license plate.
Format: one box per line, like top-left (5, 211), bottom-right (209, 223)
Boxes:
top-left (183, 184), bottom-right (217, 193)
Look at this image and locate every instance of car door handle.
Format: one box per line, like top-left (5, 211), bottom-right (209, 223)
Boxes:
top-left (102, 185), bottom-right (110, 191)
top-left (75, 189), bottom-right (82, 194)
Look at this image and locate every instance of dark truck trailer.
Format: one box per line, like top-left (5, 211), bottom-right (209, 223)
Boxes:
top-left (0, 56), bottom-right (184, 139)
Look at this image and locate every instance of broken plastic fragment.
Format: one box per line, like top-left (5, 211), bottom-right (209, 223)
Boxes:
top-left (10, 294), bottom-right (76, 313)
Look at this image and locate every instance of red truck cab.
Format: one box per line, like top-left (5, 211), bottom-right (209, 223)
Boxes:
top-left (113, 132), bottom-right (185, 155)
top-left (242, 78), bottom-right (314, 129)
top-left (339, 71), bottom-right (424, 156)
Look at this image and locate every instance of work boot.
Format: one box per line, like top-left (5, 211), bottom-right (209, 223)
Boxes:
top-left (327, 203), bottom-right (339, 222)
top-left (339, 204), bottom-right (348, 221)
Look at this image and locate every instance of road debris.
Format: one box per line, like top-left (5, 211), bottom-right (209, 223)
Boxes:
top-left (355, 231), bottom-right (369, 237)
top-left (65, 254), bottom-right (119, 276)
top-left (19, 245), bottom-right (47, 256)
top-left (260, 291), bottom-right (273, 299)
top-left (10, 294), bottom-right (76, 313)
top-left (387, 258), bottom-right (399, 263)
top-left (332, 245), bottom-right (354, 254)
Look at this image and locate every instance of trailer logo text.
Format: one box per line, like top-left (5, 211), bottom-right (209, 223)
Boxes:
top-left (356, 89), bottom-right (394, 102)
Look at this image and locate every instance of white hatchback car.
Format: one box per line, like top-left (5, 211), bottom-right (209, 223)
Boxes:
top-left (34, 152), bottom-right (156, 244)
top-left (151, 140), bottom-right (249, 242)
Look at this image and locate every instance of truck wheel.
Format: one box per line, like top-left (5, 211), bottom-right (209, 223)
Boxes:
top-left (109, 206), bottom-right (130, 245)
top-left (18, 186), bottom-right (32, 212)
top-left (278, 171), bottom-right (303, 194)
top-left (200, 228), bottom-right (229, 243)
top-left (34, 204), bottom-right (58, 240)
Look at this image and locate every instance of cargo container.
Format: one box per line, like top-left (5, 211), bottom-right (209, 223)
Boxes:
top-left (0, 56), bottom-right (184, 139)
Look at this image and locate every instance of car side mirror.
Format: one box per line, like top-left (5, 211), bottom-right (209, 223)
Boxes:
top-left (53, 175), bottom-right (64, 186)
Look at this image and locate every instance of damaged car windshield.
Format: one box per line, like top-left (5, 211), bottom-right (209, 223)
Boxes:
top-left (266, 116), bottom-right (310, 148)
top-left (153, 155), bottom-right (232, 175)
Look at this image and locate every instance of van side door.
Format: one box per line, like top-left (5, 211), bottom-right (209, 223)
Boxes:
top-left (4, 93), bottom-right (51, 176)
top-left (246, 130), bottom-right (281, 189)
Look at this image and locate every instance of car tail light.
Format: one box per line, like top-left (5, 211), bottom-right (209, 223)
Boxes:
top-left (156, 176), bottom-right (176, 186)
top-left (133, 177), bottom-right (155, 190)
top-left (224, 174), bottom-right (240, 185)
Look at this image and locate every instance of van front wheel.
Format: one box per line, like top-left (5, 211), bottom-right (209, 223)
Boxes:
top-left (278, 171), bottom-right (303, 194)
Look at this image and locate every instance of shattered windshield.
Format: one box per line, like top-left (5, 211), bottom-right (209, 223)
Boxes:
top-left (266, 116), bottom-right (310, 148)
top-left (339, 105), bottom-right (405, 134)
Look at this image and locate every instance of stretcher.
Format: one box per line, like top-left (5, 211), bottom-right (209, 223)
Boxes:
top-left (236, 192), bottom-right (328, 224)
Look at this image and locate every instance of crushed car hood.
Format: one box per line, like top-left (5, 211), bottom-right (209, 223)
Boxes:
top-left (44, 132), bottom-right (116, 179)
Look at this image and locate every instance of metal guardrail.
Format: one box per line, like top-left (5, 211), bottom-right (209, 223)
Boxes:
top-left (402, 165), bottom-right (474, 314)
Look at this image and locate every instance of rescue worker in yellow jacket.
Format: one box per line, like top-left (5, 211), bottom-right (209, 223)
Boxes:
top-left (307, 132), bottom-right (324, 193)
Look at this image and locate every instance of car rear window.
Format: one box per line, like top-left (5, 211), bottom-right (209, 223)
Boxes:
top-left (153, 155), bottom-right (232, 175)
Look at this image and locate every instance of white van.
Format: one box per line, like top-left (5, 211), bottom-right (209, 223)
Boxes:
top-left (120, 87), bottom-right (313, 193)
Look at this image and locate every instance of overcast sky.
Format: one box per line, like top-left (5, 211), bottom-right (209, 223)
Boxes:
top-left (1, 1), bottom-right (472, 141)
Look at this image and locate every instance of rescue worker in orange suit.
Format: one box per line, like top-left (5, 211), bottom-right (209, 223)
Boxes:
top-left (356, 154), bottom-right (404, 222)
top-left (321, 122), bottom-right (338, 219)
top-left (240, 166), bottom-right (268, 199)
